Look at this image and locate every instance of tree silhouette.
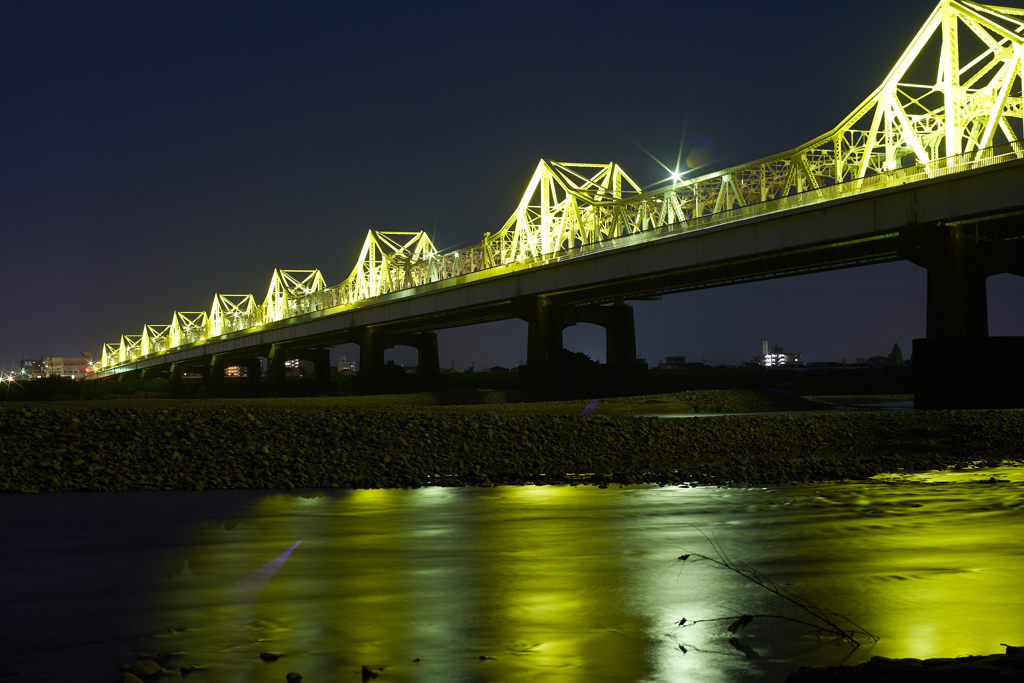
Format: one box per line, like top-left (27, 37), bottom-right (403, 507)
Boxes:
top-left (889, 343), bottom-right (903, 366)
top-left (560, 348), bottom-right (597, 365)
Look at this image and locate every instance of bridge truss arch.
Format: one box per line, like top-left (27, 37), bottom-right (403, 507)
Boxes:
top-left (96, 0), bottom-right (1023, 373)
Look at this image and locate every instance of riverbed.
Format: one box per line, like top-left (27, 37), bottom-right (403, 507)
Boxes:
top-left (3, 464), bottom-right (1022, 682)
top-left (3, 397), bottom-right (1022, 493)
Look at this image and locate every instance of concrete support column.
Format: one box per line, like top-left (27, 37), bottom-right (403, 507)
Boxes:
top-left (354, 329), bottom-right (442, 393)
top-left (140, 367), bottom-right (164, 381)
top-left (514, 297), bottom-right (641, 368)
top-left (419, 333), bottom-right (440, 376)
top-left (356, 328), bottom-right (392, 380)
top-left (924, 229), bottom-right (989, 339)
top-left (169, 362), bottom-right (186, 389)
top-left (243, 357), bottom-right (262, 384)
top-left (512, 295), bottom-right (646, 398)
top-left (311, 347), bottom-right (331, 381)
top-left (204, 354), bottom-right (227, 393)
top-left (392, 332), bottom-right (440, 376)
top-left (900, 221), bottom-right (1024, 408)
top-left (607, 303), bottom-right (637, 366)
top-left (901, 223), bottom-right (996, 339)
top-left (576, 302), bottom-right (638, 366)
top-left (512, 296), bottom-right (565, 366)
top-left (354, 328), bottom-right (396, 394)
top-left (267, 344), bottom-right (288, 384)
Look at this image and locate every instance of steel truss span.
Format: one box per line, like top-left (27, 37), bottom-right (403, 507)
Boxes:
top-left (99, 0), bottom-right (1024, 371)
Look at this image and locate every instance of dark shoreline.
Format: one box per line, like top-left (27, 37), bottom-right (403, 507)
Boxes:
top-left (787, 649), bottom-right (1024, 682)
top-left (2, 391), bottom-right (1022, 493)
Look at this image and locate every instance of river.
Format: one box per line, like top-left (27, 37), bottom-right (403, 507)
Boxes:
top-left (2, 464), bottom-right (1022, 682)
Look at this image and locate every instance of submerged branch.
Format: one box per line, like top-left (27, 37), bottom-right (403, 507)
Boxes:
top-left (678, 613), bottom-right (861, 641)
top-left (674, 526), bottom-right (879, 646)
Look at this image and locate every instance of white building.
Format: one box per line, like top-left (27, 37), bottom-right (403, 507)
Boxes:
top-left (761, 342), bottom-right (801, 367)
top-left (43, 353), bottom-right (92, 378)
top-left (285, 359), bottom-right (315, 377)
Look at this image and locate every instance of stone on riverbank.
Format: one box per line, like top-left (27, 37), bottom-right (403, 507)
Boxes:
top-left (0, 392), bottom-right (1021, 493)
top-left (786, 647), bottom-right (1024, 681)
top-left (129, 659), bottom-right (162, 677)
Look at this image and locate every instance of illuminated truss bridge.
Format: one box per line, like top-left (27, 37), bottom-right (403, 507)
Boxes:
top-left (100, 0), bottom-right (1023, 371)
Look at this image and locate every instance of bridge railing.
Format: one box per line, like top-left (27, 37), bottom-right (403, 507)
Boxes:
top-left (267, 141), bottom-right (1021, 320)
top-left (98, 2), bottom-right (1024, 373)
top-left (533, 140), bottom-right (1024, 266)
top-left (97, 141), bottom-right (1021, 373)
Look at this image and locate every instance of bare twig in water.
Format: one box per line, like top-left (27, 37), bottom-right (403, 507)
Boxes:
top-left (673, 525), bottom-right (879, 646)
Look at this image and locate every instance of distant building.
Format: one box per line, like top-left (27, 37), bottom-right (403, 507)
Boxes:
top-left (41, 353), bottom-right (92, 378)
top-left (486, 365), bottom-right (511, 373)
top-left (19, 358), bottom-right (45, 379)
top-left (657, 356), bottom-right (687, 370)
top-left (761, 342), bottom-right (801, 367)
top-left (285, 359), bottom-right (315, 377)
top-left (337, 356), bottom-right (357, 373)
top-left (225, 359), bottom-right (263, 378)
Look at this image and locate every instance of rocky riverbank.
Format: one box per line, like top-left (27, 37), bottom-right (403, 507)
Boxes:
top-left (786, 647), bottom-right (1024, 681)
top-left (1, 391), bottom-right (1022, 493)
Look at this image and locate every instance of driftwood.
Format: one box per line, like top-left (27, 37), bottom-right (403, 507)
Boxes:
top-left (672, 525), bottom-right (879, 646)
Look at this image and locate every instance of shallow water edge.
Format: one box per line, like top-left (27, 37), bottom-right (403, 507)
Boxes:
top-left (3, 464), bottom-right (1023, 682)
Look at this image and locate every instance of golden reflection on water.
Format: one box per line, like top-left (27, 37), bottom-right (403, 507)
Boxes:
top-left (146, 468), bottom-right (1024, 682)
top-left (771, 468), bottom-right (1024, 662)
top-left (464, 485), bottom-right (647, 679)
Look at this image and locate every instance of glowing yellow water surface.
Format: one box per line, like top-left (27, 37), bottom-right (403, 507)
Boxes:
top-left (148, 467), bottom-right (1024, 682)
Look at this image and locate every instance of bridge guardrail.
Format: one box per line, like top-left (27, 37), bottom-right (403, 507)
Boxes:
top-left (543, 141), bottom-right (1024, 265)
top-left (98, 140), bottom-right (1022, 373)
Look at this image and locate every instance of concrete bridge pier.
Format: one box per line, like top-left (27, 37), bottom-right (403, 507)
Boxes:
top-left (393, 332), bottom-right (441, 377)
top-left (267, 344), bottom-right (332, 384)
top-left (515, 296), bottom-right (564, 367)
top-left (356, 329), bottom-right (389, 380)
top-left (203, 354), bottom-right (228, 394)
top-left (513, 296), bottom-right (646, 398)
top-left (242, 357), bottom-right (263, 384)
top-left (355, 329), bottom-right (441, 393)
top-left (169, 361), bottom-right (186, 389)
top-left (575, 302), bottom-right (639, 367)
top-left (901, 221), bottom-right (1024, 409)
top-left (266, 344), bottom-right (288, 384)
top-left (169, 360), bottom-right (208, 396)
top-left (307, 348), bottom-right (331, 382)
top-left (139, 367), bottom-right (166, 382)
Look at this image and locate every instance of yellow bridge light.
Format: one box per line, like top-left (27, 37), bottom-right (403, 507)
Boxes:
top-left (98, 0), bottom-right (1024, 372)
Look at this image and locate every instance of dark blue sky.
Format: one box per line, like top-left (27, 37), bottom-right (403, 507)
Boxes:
top-left (2, 0), bottom-right (1020, 370)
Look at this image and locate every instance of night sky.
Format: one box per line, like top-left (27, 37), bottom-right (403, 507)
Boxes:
top-left (3, 0), bottom-right (1021, 372)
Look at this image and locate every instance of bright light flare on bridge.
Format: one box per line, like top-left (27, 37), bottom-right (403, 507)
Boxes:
top-left (97, 0), bottom-right (1024, 375)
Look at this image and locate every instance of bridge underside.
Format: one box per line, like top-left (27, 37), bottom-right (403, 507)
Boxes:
top-left (96, 159), bottom-right (1024, 405)
top-left (93, 0), bottom-right (1024, 406)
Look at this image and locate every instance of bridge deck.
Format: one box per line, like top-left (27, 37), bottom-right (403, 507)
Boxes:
top-left (92, 156), bottom-right (1024, 376)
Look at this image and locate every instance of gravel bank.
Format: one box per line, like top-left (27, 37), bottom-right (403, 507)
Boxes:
top-left (1, 392), bottom-right (1022, 493)
top-left (786, 648), bottom-right (1024, 682)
